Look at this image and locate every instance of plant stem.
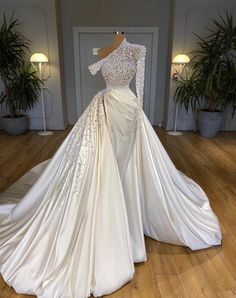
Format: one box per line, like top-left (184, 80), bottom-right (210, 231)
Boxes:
top-left (208, 94), bottom-right (214, 111)
top-left (2, 77), bottom-right (14, 117)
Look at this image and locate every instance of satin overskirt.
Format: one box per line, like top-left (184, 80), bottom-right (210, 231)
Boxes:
top-left (0, 86), bottom-right (222, 297)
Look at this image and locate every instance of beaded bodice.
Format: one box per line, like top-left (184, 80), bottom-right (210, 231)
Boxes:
top-left (88, 38), bottom-right (146, 107)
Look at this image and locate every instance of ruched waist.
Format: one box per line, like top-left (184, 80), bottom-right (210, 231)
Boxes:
top-left (105, 85), bottom-right (130, 92)
top-left (94, 85), bottom-right (142, 111)
top-left (99, 85), bottom-right (142, 112)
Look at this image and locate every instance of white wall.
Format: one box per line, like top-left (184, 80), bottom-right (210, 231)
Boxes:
top-left (59, 0), bottom-right (173, 126)
top-left (165, 0), bottom-right (236, 131)
top-left (0, 0), bottom-right (67, 130)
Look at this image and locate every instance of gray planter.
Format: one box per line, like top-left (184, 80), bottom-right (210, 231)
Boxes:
top-left (2, 115), bottom-right (28, 135)
top-left (198, 110), bottom-right (223, 138)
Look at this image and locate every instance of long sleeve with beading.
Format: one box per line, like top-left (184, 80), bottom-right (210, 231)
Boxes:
top-left (135, 45), bottom-right (146, 107)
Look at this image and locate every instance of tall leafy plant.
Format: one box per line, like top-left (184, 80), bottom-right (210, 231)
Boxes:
top-left (174, 12), bottom-right (236, 116)
top-left (0, 13), bottom-right (41, 117)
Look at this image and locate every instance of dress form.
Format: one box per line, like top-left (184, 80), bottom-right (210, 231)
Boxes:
top-left (98, 32), bottom-right (126, 60)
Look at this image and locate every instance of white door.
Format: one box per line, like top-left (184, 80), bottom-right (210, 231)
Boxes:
top-left (73, 27), bottom-right (158, 124)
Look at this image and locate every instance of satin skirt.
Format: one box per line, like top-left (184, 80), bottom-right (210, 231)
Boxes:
top-left (0, 86), bottom-right (222, 298)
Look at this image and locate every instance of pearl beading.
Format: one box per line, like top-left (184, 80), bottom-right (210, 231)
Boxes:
top-left (43, 40), bottom-right (147, 209)
top-left (88, 38), bottom-right (146, 107)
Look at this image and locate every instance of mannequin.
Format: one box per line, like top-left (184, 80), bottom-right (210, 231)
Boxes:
top-left (98, 31), bottom-right (126, 60)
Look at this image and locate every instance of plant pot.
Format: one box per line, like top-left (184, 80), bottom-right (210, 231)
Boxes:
top-left (2, 115), bottom-right (28, 135)
top-left (198, 110), bottom-right (223, 138)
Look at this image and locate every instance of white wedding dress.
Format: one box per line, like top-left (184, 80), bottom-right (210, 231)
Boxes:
top-left (0, 38), bottom-right (222, 298)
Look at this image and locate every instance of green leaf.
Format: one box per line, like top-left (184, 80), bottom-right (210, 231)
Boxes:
top-left (174, 11), bottom-right (236, 117)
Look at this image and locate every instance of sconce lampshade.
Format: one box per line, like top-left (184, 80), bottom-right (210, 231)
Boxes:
top-left (30, 53), bottom-right (48, 63)
top-left (172, 54), bottom-right (190, 64)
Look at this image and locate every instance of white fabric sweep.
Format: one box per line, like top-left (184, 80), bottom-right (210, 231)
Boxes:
top-left (0, 38), bottom-right (222, 298)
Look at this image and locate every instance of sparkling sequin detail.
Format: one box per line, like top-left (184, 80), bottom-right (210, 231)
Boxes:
top-left (38, 92), bottom-right (106, 207)
top-left (47, 40), bottom-right (146, 206)
top-left (88, 38), bottom-right (146, 107)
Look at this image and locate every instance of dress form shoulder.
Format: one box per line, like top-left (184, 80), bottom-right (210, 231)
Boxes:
top-left (98, 35), bottom-right (126, 60)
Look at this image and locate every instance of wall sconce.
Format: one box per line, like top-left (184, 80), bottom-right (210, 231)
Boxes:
top-left (172, 54), bottom-right (190, 81)
top-left (168, 53), bottom-right (190, 136)
top-left (172, 54), bottom-right (190, 64)
top-left (30, 53), bottom-right (53, 136)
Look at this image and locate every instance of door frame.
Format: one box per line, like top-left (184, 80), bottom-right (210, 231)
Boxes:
top-left (73, 26), bottom-right (159, 123)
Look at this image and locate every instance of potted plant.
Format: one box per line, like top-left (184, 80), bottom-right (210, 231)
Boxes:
top-left (0, 13), bottom-right (42, 135)
top-left (174, 12), bottom-right (236, 138)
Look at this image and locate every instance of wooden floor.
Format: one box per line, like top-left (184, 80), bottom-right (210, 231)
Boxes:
top-left (0, 127), bottom-right (236, 298)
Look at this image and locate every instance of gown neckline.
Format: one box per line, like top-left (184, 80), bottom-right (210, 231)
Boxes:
top-left (98, 38), bottom-right (127, 63)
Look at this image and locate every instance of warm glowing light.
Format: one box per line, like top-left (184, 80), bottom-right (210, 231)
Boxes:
top-left (30, 53), bottom-right (48, 63)
top-left (172, 54), bottom-right (190, 64)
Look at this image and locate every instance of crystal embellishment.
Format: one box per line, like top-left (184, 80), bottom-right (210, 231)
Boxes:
top-left (88, 38), bottom-right (146, 107)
